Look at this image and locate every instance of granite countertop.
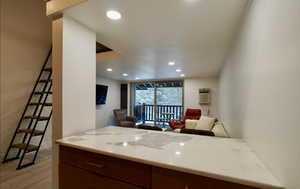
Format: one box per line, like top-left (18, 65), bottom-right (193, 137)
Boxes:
top-left (56, 126), bottom-right (283, 189)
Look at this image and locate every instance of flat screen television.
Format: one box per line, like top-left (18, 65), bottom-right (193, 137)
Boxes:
top-left (96, 85), bottom-right (108, 105)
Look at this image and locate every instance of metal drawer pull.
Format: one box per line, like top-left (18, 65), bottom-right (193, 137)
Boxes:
top-left (86, 162), bottom-right (105, 169)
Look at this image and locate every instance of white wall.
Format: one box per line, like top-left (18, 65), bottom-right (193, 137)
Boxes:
top-left (219, 1), bottom-right (300, 189)
top-left (62, 16), bottom-right (96, 136)
top-left (96, 77), bottom-right (120, 127)
top-left (184, 77), bottom-right (219, 117)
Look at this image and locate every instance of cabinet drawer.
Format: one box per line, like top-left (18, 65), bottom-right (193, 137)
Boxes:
top-left (60, 146), bottom-right (151, 188)
top-left (152, 167), bottom-right (260, 189)
top-left (60, 164), bottom-right (143, 189)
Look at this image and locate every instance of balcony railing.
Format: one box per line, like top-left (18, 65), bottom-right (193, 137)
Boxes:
top-left (134, 104), bottom-right (183, 125)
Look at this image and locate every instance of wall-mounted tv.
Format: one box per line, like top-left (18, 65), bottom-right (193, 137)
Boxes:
top-left (96, 84), bottom-right (108, 105)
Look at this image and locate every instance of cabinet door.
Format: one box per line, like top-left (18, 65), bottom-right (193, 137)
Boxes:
top-left (152, 167), bottom-right (259, 189)
top-left (89, 172), bottom-right (142, 189)
top-left (60, 164), bottom-right (91, 189)
top-left (152, 167), bottom-right (212, 189)
top-left (60, 146), bottom-right (151, 188)
top-left (60, 164), bottom-right (143, 189)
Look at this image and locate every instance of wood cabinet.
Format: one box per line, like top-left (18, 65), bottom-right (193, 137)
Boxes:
top-left (152, 167), bottom-right (258, 189)
top-left (59, 146), bottom-right (260, 189)
top-left (59, 146), bottom-right (151, 188)
top-left (60, 164), bottom-right (142, 189)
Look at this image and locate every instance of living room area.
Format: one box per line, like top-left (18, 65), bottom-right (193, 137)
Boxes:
top-left (95, 50), bottom-right (226, 137)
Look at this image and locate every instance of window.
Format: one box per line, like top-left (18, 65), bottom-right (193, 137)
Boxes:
top-left (133, 81), bottom-right (183, 127)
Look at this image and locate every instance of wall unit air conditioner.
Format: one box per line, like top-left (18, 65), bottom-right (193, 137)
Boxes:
top-left (199, 88), bottom-right (210, 105)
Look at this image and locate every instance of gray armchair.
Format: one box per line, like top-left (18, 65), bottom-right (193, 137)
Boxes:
top-left (113, 109), bottom-right (137, 128)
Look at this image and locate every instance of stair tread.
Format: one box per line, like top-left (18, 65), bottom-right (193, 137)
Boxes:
top-left (33, 91), bottom-right (52, 95)
top-left (29, 102), bottom-right (52, 106)
top-left (43, 67), bottom-right (52, 72)
top-left (39, 79), bottom-right (52, 83)
top-left (24, 116), bottom-right (49, 121)
top-left (17, 129), bottom-right (44, 136)
top-left (12, 143), bottom-right (38, 152)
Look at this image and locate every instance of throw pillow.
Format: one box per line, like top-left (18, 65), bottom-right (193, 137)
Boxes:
top-left (185, 120), bottom-right (198, 129)
top-left (194, 116), bottom-right (216, 131)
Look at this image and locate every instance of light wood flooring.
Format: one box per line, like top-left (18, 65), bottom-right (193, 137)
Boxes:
top-left (0, 149), bottom-right (52, 189)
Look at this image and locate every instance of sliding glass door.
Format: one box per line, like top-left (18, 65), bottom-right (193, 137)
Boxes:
top-left (133, 81), bottom-right (183, 127)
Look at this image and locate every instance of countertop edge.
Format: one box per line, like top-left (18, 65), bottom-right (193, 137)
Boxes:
top-left (56, 140), bottom-right (284, 189)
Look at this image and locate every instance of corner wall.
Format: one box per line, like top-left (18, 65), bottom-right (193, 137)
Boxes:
top-left (0, 0), bottom-right (51, 158)
top-left (51, 16), bottom-right (96, 189)
top-left (96, 77), bottom-right (121, 127)
top-left (219, 1), bottom-right (300, 188)
top-left (62, 16), bottom-right (96, 136)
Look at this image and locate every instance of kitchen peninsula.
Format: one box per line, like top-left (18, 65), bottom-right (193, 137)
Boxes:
top-left (57, 126), bottom-right (283, 189)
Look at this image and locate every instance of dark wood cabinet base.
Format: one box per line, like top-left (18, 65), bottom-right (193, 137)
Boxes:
top-left (152, 167), bottom-right (258, 189)
top-left (60, 164), bottom-right (143, 189)
top-left (59, 146), bottom-right (260, 189)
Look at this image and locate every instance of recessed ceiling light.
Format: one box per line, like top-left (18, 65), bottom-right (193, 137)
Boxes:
top-left (176, 69), bottom-right (182, 72)
top-left (168, 61), bottom-right (175, 66)
top-left (184, 0), bottom-right (200, 3)
top-left (180, 74), bottom-right (185, 77)
top-left (175, 151), bottom-right (181, 155)
top-left (122, 73), bottom-right (128, 77)
top-left (106, 68), bottom-right (113, 72)
top-left (106, 10), bottom-right (122, 20)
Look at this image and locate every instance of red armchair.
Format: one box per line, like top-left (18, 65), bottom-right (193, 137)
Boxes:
top-left (168, 109), bottom-right (201, 130)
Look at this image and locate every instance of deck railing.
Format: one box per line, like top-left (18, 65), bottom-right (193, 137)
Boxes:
top-left (134, 104), bottom-right (183, 124)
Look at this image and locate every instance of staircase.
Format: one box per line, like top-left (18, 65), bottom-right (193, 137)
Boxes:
top-left (2, 48), bottom-right (53, 170)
